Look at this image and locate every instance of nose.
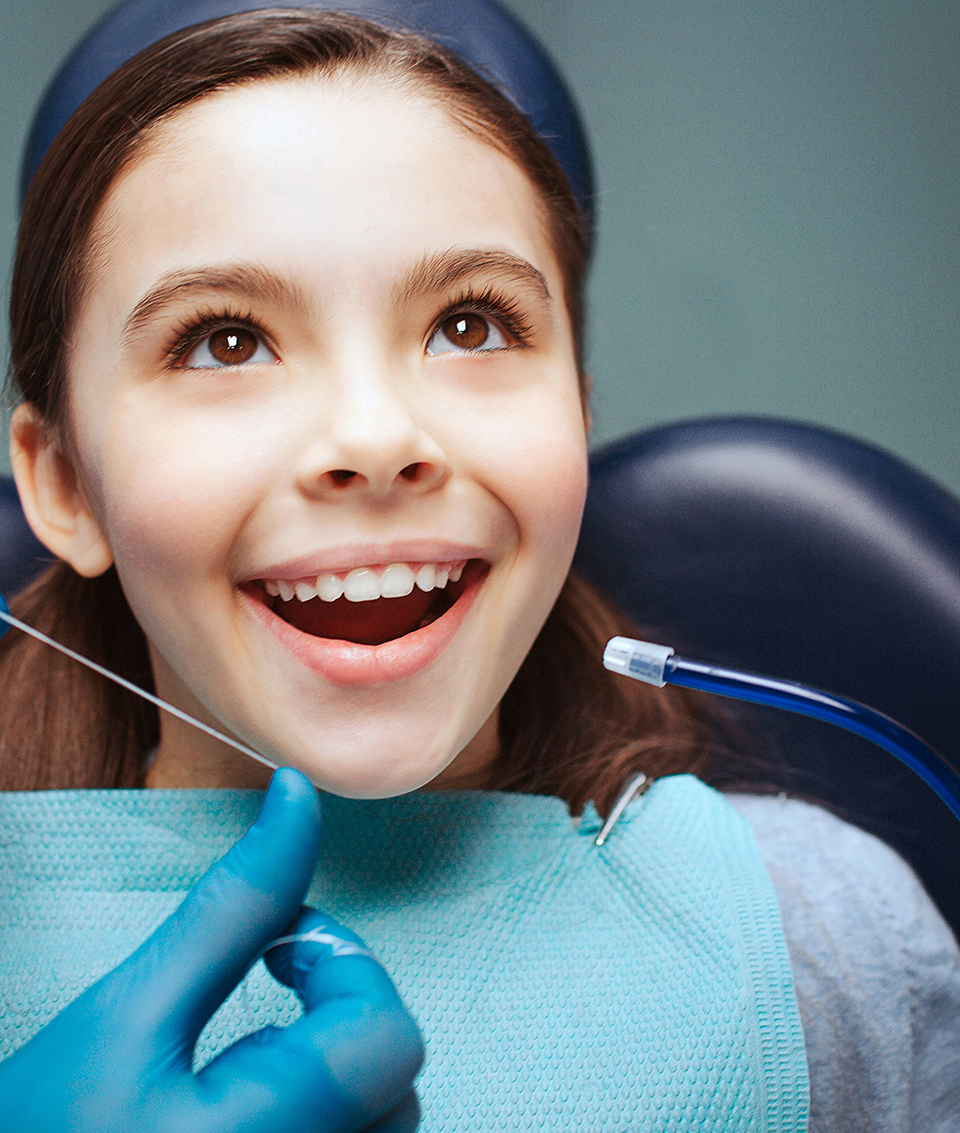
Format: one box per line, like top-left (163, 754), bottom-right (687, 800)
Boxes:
top-left (295, 368), bottom-right (450, 501)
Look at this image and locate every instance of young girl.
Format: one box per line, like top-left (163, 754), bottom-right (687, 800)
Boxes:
top-left (1, 5), bottom-right (958, 1130)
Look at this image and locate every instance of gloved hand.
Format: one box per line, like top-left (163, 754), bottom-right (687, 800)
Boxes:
top-left (0, 767), bottom-right (424, 1132)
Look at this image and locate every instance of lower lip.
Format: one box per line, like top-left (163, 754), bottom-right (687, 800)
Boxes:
top-left (241, 565), bottom-right (485, 686)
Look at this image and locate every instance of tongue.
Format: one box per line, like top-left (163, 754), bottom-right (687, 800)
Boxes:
top-left (276, 590), bottom-right (439, 645)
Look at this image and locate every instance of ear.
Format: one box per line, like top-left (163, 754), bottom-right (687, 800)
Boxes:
top-left (10, 403), bottom-right (113, 578)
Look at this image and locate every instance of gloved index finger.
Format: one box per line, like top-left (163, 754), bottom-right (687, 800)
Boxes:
top-left (267, 912), bottom-right (424, 1122)
top-left (200, 908), bottom-right (424, 1131)
top-left (101, 767), bottom-right (323, 1059)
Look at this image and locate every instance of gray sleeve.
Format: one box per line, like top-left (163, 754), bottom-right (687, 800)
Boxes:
top-left (728, 793), bottom-right (960, 1133)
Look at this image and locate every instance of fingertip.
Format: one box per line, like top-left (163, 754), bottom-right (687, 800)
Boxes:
top-left (248, 767), bottom-right (322, 857)
top-left (262, 907), bottom-right (373, 993)
top-left (258, 766), bottom-right (321, 828)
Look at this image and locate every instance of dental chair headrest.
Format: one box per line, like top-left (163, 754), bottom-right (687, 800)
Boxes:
top-left (19, 0), bottom-right (594, 242)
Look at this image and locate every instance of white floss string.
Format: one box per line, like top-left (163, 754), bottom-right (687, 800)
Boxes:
top-left (0, 606), bottom-right (277, 772)
top-left (257, 928), bottom-right (382, 966)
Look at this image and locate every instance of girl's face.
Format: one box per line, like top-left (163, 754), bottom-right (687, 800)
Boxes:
top-left (29, 74), bottom-right (587, 794)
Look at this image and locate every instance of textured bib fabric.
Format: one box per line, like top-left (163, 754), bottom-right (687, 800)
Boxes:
top-left (0, 774), bottom-right (808, 1130)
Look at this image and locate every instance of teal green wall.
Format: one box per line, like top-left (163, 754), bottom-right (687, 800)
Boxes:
top-left (3, 0), bottom-right (959, 492)
top-left (505, 0), bottom-right (960, 490)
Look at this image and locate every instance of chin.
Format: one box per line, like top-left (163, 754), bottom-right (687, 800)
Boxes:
top-left (279, 736), bottom-right (469, 799)
top-left (232, 690), bottom-right (489, 798)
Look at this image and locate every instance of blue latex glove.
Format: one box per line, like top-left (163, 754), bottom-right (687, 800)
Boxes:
top-left (0, 767), bottom-right (424, 1132)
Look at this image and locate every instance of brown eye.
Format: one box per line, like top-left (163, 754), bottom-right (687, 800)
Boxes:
top-left (427, 312), bottom-right (507, 355)
top-left (441, 313), bottom-right (489, 350)
top-left (208, 327), bottom-right (259, 365)
top-left (181, 324), bottom-right (275, 369)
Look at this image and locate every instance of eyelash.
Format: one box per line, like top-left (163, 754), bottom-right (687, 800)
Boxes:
top-left (430, 286), bottom-right (534, 349)
top-left (164, 305), bottom-right (268, 367)
top-left (162, 285), bottom-right (535, 367)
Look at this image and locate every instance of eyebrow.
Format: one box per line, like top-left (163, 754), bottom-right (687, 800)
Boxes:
top-left (121, 264), bottom-right (308, 347)
top-left (393, 248), bottom-right (552, 307)
top-left (121, 249), bottom-right (551, 346)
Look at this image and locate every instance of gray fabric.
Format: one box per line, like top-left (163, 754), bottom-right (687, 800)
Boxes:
top-left (729, 793), bottom-right (960, 1132)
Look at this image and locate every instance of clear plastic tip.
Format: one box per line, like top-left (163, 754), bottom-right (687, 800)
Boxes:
top-left (603, 636), bottom-right (675, 687)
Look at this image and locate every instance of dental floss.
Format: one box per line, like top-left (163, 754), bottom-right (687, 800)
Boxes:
top-left (604, 635), bottom-right (960, 825)
top-left (0, 593), bottom-right (277, 773)
top-left (256, 927), bottom-right (382, 967)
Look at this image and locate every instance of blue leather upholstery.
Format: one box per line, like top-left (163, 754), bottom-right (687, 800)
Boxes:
top-left (0, 480), bottom-right (50, 599)
top-left (576, 417), bottom-right (960, 939)
top-left (19, 0), bottom-right (594, 236)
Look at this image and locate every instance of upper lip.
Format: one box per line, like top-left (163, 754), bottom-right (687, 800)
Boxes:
top-left (240, 540), bottom-right (490, 583)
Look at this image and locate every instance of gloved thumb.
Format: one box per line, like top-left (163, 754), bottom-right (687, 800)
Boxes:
top-left (85, 765), bottom-right (323, 1062)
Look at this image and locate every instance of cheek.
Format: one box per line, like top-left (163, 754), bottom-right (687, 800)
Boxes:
top-left (518, 422), bottom-right (588, 536)
top-left (91, 400), bottom-right (282, 575)
top-left (466, 385), bottom-right (589, 560)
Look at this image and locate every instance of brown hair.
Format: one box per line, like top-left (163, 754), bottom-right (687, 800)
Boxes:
top-left (3, 10), bottom-right (746, 805)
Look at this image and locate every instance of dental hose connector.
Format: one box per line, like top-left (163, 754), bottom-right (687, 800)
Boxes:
top-left (602, 637), bottom-right (675, 687)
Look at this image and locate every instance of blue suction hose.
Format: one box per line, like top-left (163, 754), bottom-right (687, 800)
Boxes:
top-left (604, 636), bottom-right (960, 824)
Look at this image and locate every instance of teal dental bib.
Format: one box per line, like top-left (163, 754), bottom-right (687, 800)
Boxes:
top-left (0, 774), bottom-right (808, 1130)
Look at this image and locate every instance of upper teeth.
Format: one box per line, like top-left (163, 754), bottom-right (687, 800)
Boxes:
top-left (264, 561), bottom-right (466, 603)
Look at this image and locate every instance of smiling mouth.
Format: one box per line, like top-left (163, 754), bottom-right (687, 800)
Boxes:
top-left (254, 559), bottom-right (482, 646)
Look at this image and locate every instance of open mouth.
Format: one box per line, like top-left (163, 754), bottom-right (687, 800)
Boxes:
top-left (252, 559), bottom-right (483, 646)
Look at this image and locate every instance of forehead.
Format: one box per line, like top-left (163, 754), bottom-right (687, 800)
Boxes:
top-left (85, 73), bottom-right (556, 306)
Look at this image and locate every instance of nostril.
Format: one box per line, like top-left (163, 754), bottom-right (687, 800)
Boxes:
top-left (399, 463), bottom-right (421, 482)
top-left (329, 469), bottom-right (357, 484)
